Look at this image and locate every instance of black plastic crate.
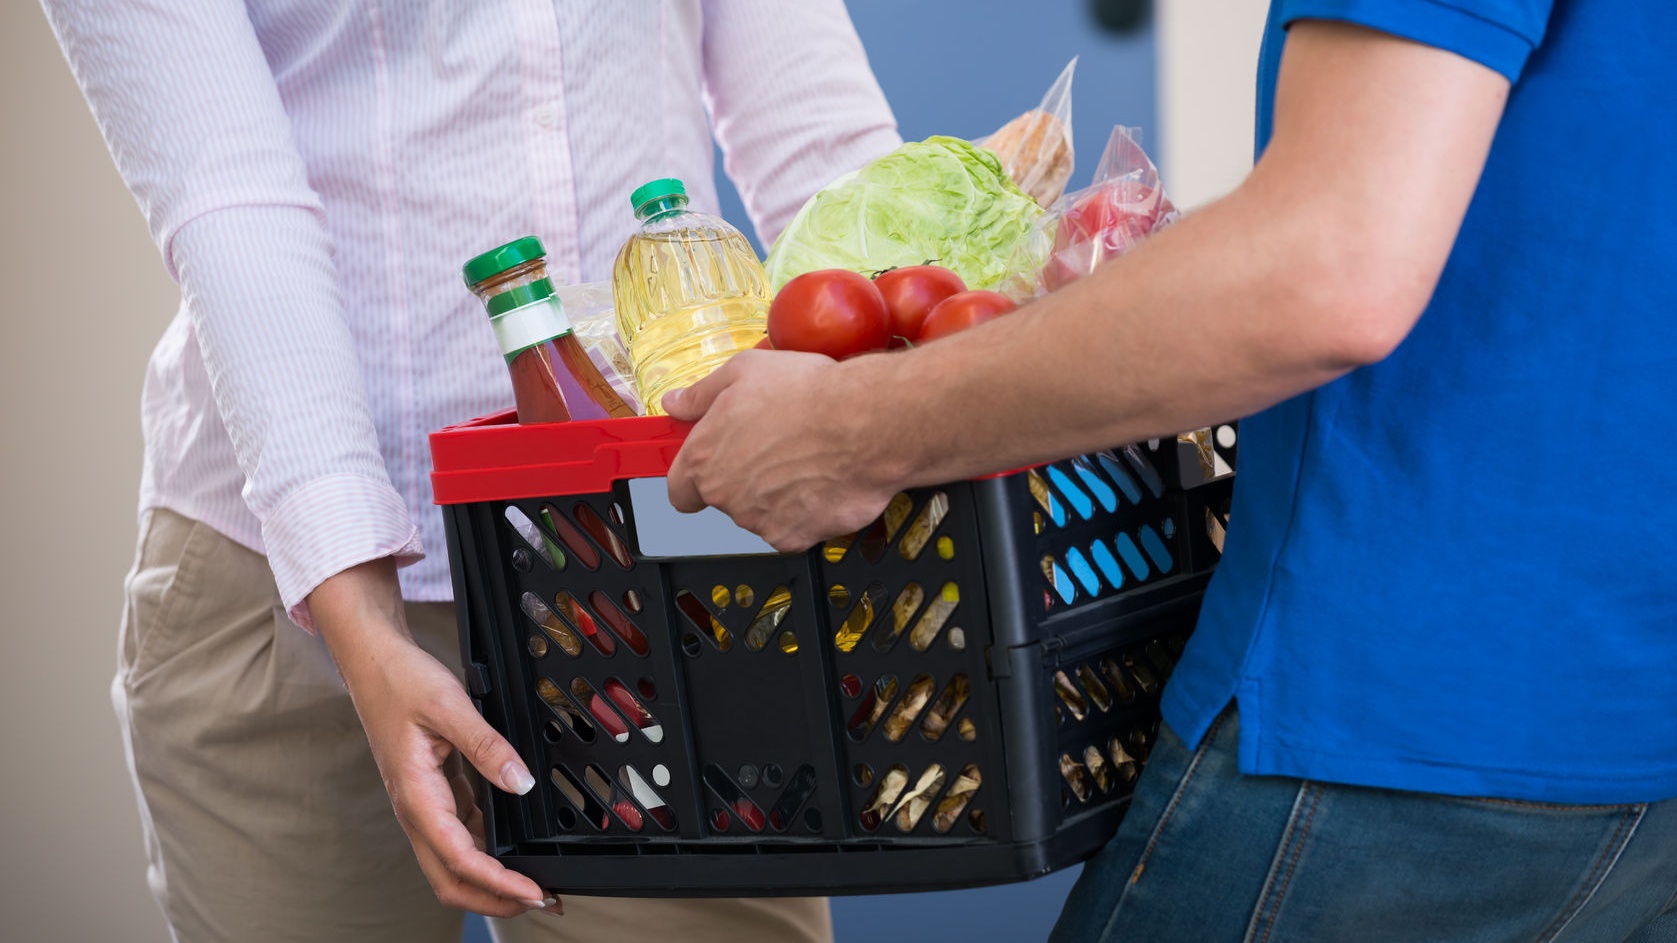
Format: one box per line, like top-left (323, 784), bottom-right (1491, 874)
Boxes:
top-left (430, 414), bottom-right (1235, 896)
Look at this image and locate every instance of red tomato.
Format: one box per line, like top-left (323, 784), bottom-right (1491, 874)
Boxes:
top-left (918, 290), bottom-right (1017, 341)
top-left (753, 336), bottom-right (773, 350)
top-left (768, 269), bottom-right (891, 359)
top-left (873, 265), bottom-right (966, 345)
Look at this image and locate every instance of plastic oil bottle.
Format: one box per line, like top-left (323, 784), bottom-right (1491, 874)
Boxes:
top-left (611, 178), bottom-right (770, 415)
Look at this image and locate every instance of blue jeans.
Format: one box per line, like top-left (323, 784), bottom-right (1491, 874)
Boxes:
top-left (1051, 707), bottom-right (1677, 943)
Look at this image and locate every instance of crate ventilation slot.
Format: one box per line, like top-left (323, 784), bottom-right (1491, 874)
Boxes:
top-left (1053, 734), bottom-right (1147, 798)
top-left (553, 591), bottom-right (616, 656)
top-left (573, 502), bottom-right (635, 569)
top-left (535, 677), bottom-right (595, 742)
top-left (872, 583), bottom-right (923, 653)
top-left (674, 589), bottom-right (734, 653)
top-left (920, 674), bottom-right (971, 742)
top-left (705, 763), bottom-right (820, 835)
top-left (882, 674), bottom-right (936, 742)
top-left (826, 491), bottom-right (954, 566)
top-left (846, 675), bottom-right (899, 741)
top-left (899, 492), bottom-right (949, 561)
top-left (859, 763), bottom-right (984, 835)
top-left (588, 590), bottom-right (650, 655)
top-left (1055, 643), bottom-right (1190, 728)
top-left (834, 583), bottom-right (887, 653)
top-left (595, 677), bottom-right (664, 743)
top-left (743, 585), bottom-right (793, 653)
top-left (1040, 521), bottom-right (1183, 611)
top-left (539, 503), bottom-right (600, 569)
top-left (504, 505), bottom-right (565, 570)
top-left (549, 762), bottom-right (674, 833)
top-left (521, 592), bottom-right (582, 657)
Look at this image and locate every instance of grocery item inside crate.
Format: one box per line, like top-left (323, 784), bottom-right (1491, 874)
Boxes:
top-left (431, 414), bottom-right (1235, 895)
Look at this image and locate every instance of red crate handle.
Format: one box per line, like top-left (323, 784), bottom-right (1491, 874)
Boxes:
top-left (429, 410), bottom-right (1041, 505)
top-left (430, 412), bottom-right (693, 504)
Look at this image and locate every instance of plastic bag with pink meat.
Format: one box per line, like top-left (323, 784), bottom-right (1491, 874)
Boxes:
top-left (1033, 125), bottom-right (1180, 294)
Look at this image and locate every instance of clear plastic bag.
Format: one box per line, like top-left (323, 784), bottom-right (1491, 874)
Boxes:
top-left (1043, 126), bottom-right (1179, 292)
top-left (557, 281), bottom-right (645, 416)
top-left (977, 57), bottom-right (1077, 209)
top-left (1016, 128), bottom-right (1217, 480)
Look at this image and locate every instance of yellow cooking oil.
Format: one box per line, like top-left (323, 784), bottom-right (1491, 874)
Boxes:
top-left (611, 178), bottom-right (769, 415)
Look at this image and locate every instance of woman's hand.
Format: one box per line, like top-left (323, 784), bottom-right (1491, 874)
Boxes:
top-left (309, 558), bottom-right (562, 918)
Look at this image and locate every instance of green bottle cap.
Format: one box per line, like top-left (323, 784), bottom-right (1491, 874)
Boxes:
top-left (462, 236), bottom-right (546, 287)
top-left (630, 178), bottom-right (688, 220)
top-left (484, 277), bottom-right (556, 316)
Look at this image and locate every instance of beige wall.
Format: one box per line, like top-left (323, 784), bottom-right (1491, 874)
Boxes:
top-left (1, 6), bottom-right (176, 942)
top-left (1159, 1), bottom-right (1271, 209)
top-left (0, 4), bottom-right (1266, 941)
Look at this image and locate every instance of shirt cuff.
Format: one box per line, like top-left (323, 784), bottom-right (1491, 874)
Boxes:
top-left (261, 473), bottom-right (425, 631)
top-left (1279, 0), bottom-right (1539, 82)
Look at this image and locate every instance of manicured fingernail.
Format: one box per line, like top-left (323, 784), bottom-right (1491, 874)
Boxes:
top-left (542, 896), bottom-right (558, 908)
top-left (503, 762), bottom-right (535, 795)
top-left (520, 899), bottom-right (547, 909)
top-left (662, 389), bottom-right (682, 409)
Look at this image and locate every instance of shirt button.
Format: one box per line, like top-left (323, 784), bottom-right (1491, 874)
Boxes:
top-left (533, 104), bottom-right (560, 128)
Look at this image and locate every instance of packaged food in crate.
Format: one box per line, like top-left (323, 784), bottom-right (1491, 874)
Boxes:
top-left (429, 413), bottom-right (1235, 896)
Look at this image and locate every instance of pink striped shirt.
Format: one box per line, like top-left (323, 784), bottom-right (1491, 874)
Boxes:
top-left (43, 0), bottom-right (900, 628)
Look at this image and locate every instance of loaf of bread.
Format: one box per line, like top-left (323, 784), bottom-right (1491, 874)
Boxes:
top-left (982, 109), bottom-right (1074, 207)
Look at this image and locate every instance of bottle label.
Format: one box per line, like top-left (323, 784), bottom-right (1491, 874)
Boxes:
top-left (491, 296), bottom-right (573, 357)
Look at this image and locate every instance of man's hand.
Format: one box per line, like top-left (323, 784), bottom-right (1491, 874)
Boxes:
top-left (309, 559), bottom-right (562, 918)
top-left (663, 348), bottom-right (901, 551)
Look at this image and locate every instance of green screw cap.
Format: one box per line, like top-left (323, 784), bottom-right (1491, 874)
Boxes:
top-left (630, 178), bottom-right (688, 219)
top-left (462, 236), bottom-right (546, 287)
top-left (484, 277), bottom-right (556, 316)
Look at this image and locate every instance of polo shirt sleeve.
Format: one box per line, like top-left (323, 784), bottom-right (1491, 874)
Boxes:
top-left (1274, 0), bottom-right (1556, 81)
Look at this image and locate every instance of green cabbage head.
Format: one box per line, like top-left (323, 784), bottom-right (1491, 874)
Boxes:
top-left (765, 136), bottom-right (1044, 292)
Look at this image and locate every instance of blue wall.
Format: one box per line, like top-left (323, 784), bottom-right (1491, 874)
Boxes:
top-left (467, 4), bottom-right (1150, 941)
top-left (717, 0), bottom-right (1157, 253)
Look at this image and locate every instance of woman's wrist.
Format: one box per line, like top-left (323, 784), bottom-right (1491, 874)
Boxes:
top-left (308, 557), bottom-right (413, 684)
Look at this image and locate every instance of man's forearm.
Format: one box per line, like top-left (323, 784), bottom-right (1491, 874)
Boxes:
top-left (838, 184), bottom-right (1378, 490)
top-left (838, 22), bottom-right (1509, 491)
top-left (663, 23), bottom-right (1509, 553)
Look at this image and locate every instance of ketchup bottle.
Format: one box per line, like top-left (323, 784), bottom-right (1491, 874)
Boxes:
top-left (463, 236), bottom-right (635, 423)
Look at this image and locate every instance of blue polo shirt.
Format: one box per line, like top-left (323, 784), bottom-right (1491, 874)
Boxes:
top-left (1163, 0), bottom-right (1677, 804)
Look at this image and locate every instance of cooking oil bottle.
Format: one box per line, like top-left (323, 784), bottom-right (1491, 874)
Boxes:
top-left (611, 178), bottom-right (770, 415)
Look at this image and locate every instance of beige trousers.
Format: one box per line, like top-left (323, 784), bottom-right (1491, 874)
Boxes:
top-left (114, 508), bottom-right (830, 943)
